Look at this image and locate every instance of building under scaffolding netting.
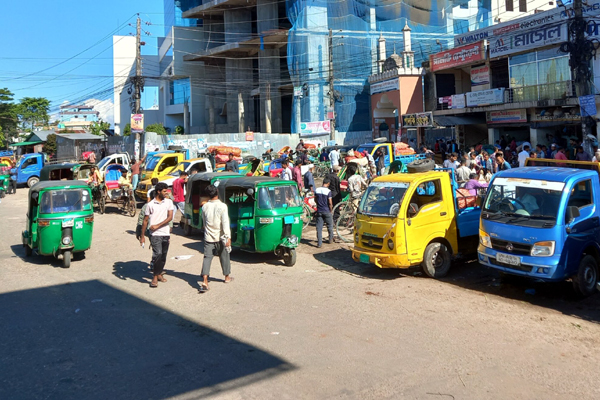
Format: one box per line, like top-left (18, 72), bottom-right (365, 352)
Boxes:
top-left (286, 0), bottom-right (493, 134)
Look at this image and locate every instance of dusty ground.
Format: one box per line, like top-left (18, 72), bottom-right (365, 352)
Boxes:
top-left (1, 188), bottom-right (600, 400)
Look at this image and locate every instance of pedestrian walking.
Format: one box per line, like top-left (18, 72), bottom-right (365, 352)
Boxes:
top-left (172, 171), bottom-right (188, 226)
top-left (139, 182), bottom-right (173, 288)
top-left (326, 167), bottom-right (342, 208)
top-left (315, 178), bottom-right (334, 248)
top-left (292, 160), bottom-right (304, 192)
top-left (329, 147), bottom-right (341, 169)
top-left (88, 151), bottom-right (96, 164)
top-left (304, 164), bottom-right (315, 193)
top-left (280, 159), bottom-right (293, 180)
top-left (200, 184), bottom-right (232, 292)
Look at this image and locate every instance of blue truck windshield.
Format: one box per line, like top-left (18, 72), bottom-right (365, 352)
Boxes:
top-left (359, 181), bottom-right (409, 217)
top-left (483, 177), bottom-right (564, 227)
top-left (356, 145), bottom-right (375, 155)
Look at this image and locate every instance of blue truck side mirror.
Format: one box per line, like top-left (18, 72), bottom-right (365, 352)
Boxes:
top-left (566, 206), bottom-right (580, 225)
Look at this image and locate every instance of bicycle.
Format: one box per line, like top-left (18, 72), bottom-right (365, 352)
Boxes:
top-left (301, 191), bottom-right (316, 230)
top-left (313, 162), bottom-right (331, 179)
top-left (333, 198), bottom-right (359, 243)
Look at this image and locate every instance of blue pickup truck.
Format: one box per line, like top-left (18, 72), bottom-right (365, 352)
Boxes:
top-left (10, 153), bottom-right (47, 187)
top-left (478, 159), bottom-right (600, 296)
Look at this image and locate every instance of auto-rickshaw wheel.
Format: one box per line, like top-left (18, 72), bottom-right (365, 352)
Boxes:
top-left (182, 221), bottom-right (192, 236)
top-left (0, 190), bottom-right (5, 198)
top-left (25, 245), bottom-right (32, 257)
top-left (283, 248), bottom-right (296, 266)
top-left (63, 251), bottom-right (72, 268)
top-left (128, 198), bottom-right (136, 217)
top-left (99, 195), bottom-right (106, 214)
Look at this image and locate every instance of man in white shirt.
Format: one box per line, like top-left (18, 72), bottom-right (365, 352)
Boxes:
top-left (140, 182), bottom-right (173, 288)
top-left (455, 158), bottom-right (471, 184)
top-left (443, 153), bottom-right (459, 170)
top-left (200, 184), bottom-right (232, 292)
top-left (280, 159), bottom-right (293, 181)
top-left (518, 145), bottom-right (530, 168)
top-left (329, 147), bottom-right (340, 168)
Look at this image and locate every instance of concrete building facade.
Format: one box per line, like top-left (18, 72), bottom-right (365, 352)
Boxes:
top-left (58, 104), bottom-right (99, 131)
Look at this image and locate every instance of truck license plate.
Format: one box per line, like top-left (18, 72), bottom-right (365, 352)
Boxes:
top-left (359, 254), bottom-right (370, 264)
top-left (497, 252), bottom-right (520, 266)
top-left (62, 218), bottom-right (74, 228)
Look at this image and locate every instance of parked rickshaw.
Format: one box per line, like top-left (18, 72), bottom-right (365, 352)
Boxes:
top-left (39, 163), bottom-right (96, 182)
top-left (99, 164), bottom-right (136, 217)
top-left (0, 162), bottom-right (11, 198)
top-left (22, 180), bottom-right (94, 268)
top-left (218, 177), bottom-right (303, 266)
top-left (182, 172), bottom-right (241, 235)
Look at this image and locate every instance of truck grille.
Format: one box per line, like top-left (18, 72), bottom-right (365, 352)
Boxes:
top-left (490, 239), bottom-right (531, 256)
top-left (361, 235), bottom-right (383, 250)
top-left (490, 258), bottom-right (533, 273)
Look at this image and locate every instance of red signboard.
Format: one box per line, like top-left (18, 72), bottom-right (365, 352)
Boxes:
top-left (245, 131), bottom-right (254, 141)
top-left (430, 41), bottom-right (485, 72)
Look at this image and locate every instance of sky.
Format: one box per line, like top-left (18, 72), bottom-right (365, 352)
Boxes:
top-left (0, 0), bottom-right (165, 125)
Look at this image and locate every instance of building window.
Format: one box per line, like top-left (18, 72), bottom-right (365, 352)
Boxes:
top-left (506, 0), bottom-right (514, 11)
top-left (509, 48), bottom-right (571, 101)
top-left (169, 78), bottom-right (190, 105)
top-left (453, 19), bottom-right (469, 34)
top-left (519, 0), bottom-right (527, 11)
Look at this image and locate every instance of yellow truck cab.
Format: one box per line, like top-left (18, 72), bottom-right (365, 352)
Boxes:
top-left (135, 158), bottom-right (212, 200)
top-left (139, 152), bottom-right (184, 183)
top-left (352, 169), bottom-right (481, 277)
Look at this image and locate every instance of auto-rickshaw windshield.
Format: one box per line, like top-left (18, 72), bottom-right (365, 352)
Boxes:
top-left (359, 181), bottom-right (410, 217)
top-left (258, 185), bottom-right (301, 209)
top-left (40, 189), bottom-right (92, 214)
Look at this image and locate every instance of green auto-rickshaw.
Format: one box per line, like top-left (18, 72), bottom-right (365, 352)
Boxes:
top-left (218, 176), bottom-right (303, 266)
top-left (39, 163), bottom-right (96, 182)
top-left (182, 172), bottom-right (241, 235)
top-left (22, 180), bottom-right (94, 268)
top-left (0, 163), bottom-right (10, 198)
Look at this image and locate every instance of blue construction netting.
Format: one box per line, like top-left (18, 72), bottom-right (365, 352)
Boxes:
top-left (286, 0), bottom-right (492, 134)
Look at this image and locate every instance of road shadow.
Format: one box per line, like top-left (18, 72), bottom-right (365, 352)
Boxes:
top-left (112, 260), bottom-right (151, 284)
top-left (440, 257), bottom-right (600, 324)
top-left (10, 244), bottom-right (69, 268)
top-left (313, 248), bottom-right (403, 280)
top-left (0, 280), bottom-right (294, 399)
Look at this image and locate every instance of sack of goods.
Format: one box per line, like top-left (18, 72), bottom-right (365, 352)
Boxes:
top-left (394, 142), bottom-right (415, 156)
top-left (215, 154), bottom-right (243, 164)
top-left (348, 157), bottom-right (368, 167)
top-left (207, 146), bottom-right (242, 157)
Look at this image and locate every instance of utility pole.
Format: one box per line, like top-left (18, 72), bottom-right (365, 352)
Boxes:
top-left (134, 16), bottom-right (142, 114)
top-left (328, 28), bottom-right (335, 141)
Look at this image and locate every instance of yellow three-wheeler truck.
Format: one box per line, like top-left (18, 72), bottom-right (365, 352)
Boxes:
top-left (352, 169), bottom-right (482, 277)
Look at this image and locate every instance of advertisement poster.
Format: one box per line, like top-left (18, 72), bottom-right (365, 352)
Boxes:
top-left (245, 130), bottom-right (254, 141)
top-left (430, 41), bottom-right (485, 72)
top-left (370, 78), bottom-right (400, 95)
top-left (401, 112), bottom-right (433, 128)
top-left (471, 65), bottom-right (490, 87)
top-left (131, 114), bottom-right (144, 133)
top-left (299, 121), bottom-right (330, 137)
top-left (451, 94), bottom-right (466, 109)
top-left (486, 109), bottom-right (527, 124)
top-left (466, 88), bottom-right (505, 107)
top-left (579, 95), bottom-right (597, 117)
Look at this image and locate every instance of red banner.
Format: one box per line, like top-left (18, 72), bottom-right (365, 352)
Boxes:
top-left (430, 41), bottom-right (485, 72)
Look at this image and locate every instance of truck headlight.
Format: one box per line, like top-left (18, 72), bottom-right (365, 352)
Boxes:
top-left (387, 239), bottom-right (394, 250)
top-left (531, 241), bottom-right (555, 257)
top-left (355, 232), bottom-right (359, 243)
top-left (479, 230), bottom-right (492, 248)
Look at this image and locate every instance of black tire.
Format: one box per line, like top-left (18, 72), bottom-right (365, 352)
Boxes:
top-left (572, 255), bottom-right (598, 297)
top-left (406, 158), bottom-right (435, 173)
top-left (99, 194), bottom-right (106, 215)
top-left (25, 245), bottom-right (32, 257)
top-left (0, 190), bottom-right (5, 199)
top-left (183, 220), bottom-right (192, 236)
top-left (283, 248), bottom-right (296, 266)
top-left (63, 251), bottom-right (72, 268)
top-left (332, 201), bottom-right (352, 222)
top-left (336, 209), bottom-right (355, 243)
top-left (27, 176), bottom-right (39, 188)
top-left (301, 204), bottom-right (312, 230)
top-left (128, 198), bottom-right (136, 217)
top-left (422, 242), bottom-right (452, 278)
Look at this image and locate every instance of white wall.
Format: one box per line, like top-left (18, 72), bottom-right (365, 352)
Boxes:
top-left (113, 36), bottom-right (137, 136)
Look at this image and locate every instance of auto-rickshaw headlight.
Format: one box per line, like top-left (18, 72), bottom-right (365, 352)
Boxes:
top-left (62, 237), bottom-right (72, 245)
top-left (259, 217), bottom-right (274, 224)
top-left (289, 235), bottom-right (298, 245)
top-left (387, 239), bottom-right (394, 250)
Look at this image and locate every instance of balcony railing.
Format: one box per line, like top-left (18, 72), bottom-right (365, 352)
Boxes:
top-left (506, 80), bottom-right (575, 103)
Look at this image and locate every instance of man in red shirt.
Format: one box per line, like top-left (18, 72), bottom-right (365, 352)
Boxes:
top-left (172, 171), bottom-right (188, 226)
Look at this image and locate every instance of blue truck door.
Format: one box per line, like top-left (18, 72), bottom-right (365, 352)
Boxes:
top-left (563, 179), bottom-right (600, 275)
top-left (19, 156), bottom-right (40, 183)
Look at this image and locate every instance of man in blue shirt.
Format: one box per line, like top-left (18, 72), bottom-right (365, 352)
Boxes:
top-left (315, 178), bottom-right (334, 247)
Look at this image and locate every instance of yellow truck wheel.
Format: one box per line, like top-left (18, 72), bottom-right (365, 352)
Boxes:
top-left (422, 242), bottom-right (451, 278)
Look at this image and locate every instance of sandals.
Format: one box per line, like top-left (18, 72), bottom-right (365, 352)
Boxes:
top-left (199, 283), bottom-right (210, 292)
top-left (150, 281), bottom-right (158, 288)
top-left (224, 277), bottom-right (234, 284)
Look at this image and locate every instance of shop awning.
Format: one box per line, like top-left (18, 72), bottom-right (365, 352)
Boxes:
top-left (434, 115), bottom-right (486, 126)
top-left (10, 141), bottom-right (43, 147)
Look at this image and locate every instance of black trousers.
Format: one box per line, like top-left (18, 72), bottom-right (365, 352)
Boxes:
top-left (150, 236), bottom-right (170, 276)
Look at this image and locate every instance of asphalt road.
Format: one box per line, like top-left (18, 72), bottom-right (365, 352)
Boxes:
top-left (1, 188), bottom-right (600, 399)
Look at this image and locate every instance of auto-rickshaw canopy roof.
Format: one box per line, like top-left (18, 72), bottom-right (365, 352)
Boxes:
top-left (41, 163), bottom-right (82, 172)
top-left (219, 176), bottom-right (289, 190)
top-left (188, 172), bottom-right (240, 184)
top-left (29, 180), bottom-right (90, 195)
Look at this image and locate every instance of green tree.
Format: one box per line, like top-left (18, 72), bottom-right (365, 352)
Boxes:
top-left (123, 123), bottom-right (131, 136)
top-left (145, 122), bottom-right (168, 135)
top-left (0, 126), bottom-right (4, 148)
top-left (17, 97), bottom-right (50, 131)
top-left (0, 88), bottom-right (17, 142)
top-left (90, 119), bottom-right (110, 136)
top-left (43, 133), bottom-right (57, 157)
top-left (174, 125), bottom-right (184, 135)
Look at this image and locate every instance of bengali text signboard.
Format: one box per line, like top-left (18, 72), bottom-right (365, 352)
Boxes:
top-left (430, 41), bottom-right (485, 72)
top-left (401, 112), bottom-right (433, 128)
top-left (466, 88), bottom-right (505, 107)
